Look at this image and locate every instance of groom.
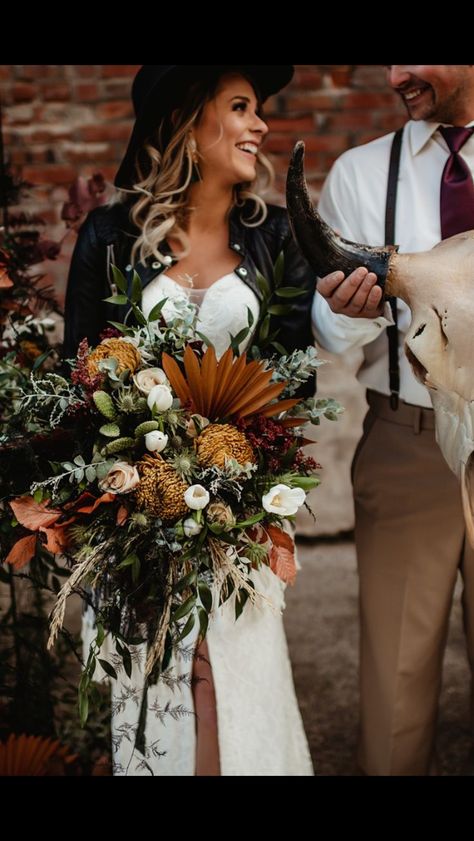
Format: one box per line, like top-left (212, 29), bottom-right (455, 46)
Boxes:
top-left (313, 65), bottom-right (474, 775)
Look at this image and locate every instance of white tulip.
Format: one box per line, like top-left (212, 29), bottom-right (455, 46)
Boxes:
top-left (183, 517), bottom-right (203, 537)
top-left (145, 431), bottom-right (168, 452)
top-left (147, 384), bottom-right (173, 412)
top-left (184, 484), bottom-right (210, 510)
top-left (262, 484), bottom-right (306, 516)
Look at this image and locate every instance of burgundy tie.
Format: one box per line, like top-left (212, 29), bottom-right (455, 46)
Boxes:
top-left (439, 126), bottom-right (474, 239)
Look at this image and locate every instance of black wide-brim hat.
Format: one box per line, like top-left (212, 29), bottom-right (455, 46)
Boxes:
top-left (114, 64), bottom-right (294, 189)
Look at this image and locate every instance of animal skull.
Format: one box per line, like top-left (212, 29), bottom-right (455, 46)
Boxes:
top-left (286, 141), bottom-right (474, 546)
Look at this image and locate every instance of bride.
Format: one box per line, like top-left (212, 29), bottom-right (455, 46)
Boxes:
top-left (63, 64), bottom-right (315, 776)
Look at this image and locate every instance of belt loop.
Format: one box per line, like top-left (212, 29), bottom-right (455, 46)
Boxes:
top-left (413, 407), bottom-right (421, 435)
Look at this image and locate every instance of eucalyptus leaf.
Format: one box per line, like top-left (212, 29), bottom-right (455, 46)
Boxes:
top-left (131, 303), bottom-right (147, 327)
top-left (259, 313), bottom-right (271, 342)
top-left (175, 569), bottom-right (198, 592)
top-left (131, 270), bottom-right (143, 304)
top-left (122, 647), bottom-right (132, 679)
top-left (98, 658), bottom-right (118, 680)
top-left (96, 623), bottom-right (105, 648)
top-left (235, 588), bottom-right (249, 621)
top-left (273, 250), bottom-right (285, 287)
top-left (198, 581), bottom-right (212, 613)
top-left (268, 304), bottom-right (292, 316)
top-left (78, 692), bottom-right (89, 727)
top-left (85, 465), bottom-right (96, 483)
top-left (172, 594), bottom-right (196, 622)
top-left (198, 607), bottom-right (208, 641)
top-left (275, 287), bottom-right (308, 298)
top-left (147, 298), bottom-right (168, 322)
top-left (178, 611), bottom-right (196, 642)
top-left (111, 265), bottom-right (128, 293)
top-left (103, 294), bottom-right (129, 305)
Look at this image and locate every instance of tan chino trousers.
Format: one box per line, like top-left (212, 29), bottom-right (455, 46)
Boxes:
top-left (353, 390), bottom-right (474, 775)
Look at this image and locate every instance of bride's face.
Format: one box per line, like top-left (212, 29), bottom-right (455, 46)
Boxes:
top-left (192, 73), bottom-right (269, 187)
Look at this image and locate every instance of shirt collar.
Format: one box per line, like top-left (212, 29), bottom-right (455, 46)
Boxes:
top-left (408, 118), bottom-right (474, 156)
top-left (408, 120), bottom-right (441, 156)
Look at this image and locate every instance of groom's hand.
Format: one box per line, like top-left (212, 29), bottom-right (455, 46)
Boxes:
top-left (317, 267), bottom-right (384, 318)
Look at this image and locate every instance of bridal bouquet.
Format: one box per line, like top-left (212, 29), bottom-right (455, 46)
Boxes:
top-left (3, 263), bottom-right (342, 722)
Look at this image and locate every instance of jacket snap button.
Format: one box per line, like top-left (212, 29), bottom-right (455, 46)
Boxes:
top-left (233, 243), bottom-right (241, 251)
top-left (239, 267), bottom-right (248, 277)
top-left (152, 261), bottom-right (161, 269)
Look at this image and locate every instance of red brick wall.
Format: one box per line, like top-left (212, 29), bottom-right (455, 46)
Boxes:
top-left (0, 65), bottom-right (406, 301)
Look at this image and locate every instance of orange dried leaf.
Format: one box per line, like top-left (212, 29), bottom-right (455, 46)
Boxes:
top-left (75, 492), bottom-right (116, 514)
top-left (5, 534), bottom-right (37, 568)
top-left (0, 267), bottom-right (14, 288)
top-left (10, 497), bottom-right (61, 531)
top-left (267, 525), bottom-right (297, 586)
top-left (42, 526), bottom-right (70, 554)
top-left (116, 505), bottom-right (128, 525)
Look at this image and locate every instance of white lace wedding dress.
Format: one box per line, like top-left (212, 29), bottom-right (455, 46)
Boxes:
top-left (83, 272), bottom-right (314, 776)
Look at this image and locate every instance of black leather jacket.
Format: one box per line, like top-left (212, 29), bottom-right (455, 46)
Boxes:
top-left (63, 201), bottom-right (316, 396)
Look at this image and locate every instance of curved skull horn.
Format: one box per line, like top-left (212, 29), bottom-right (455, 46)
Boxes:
top-left (286, 141), bottom-right (397, 289)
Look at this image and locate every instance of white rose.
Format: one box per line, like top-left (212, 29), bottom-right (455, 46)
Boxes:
top-left (145, 430), bottom-right (168, 452)
top-left (183, 517), bottom-right (203, 537)
top-left (184, 484), bottom-right (210, 510)
top-left (147, 384), bottom-right (173, 412)
top-left (262, 484), bottom-right (306, 516)
top-left (98, 461), bottom-right (140, 494)
top-left (133, 367), bottom-right (168, 395)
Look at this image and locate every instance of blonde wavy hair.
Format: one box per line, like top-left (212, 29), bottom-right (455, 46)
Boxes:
top-left (115, 74), bottom-right (275, 267)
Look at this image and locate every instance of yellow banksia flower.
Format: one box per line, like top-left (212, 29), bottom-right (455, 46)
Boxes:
top-left (196, 423), bottom-right (255, 468)
top-left (135, 454), bottom-right (188, 522)
top-left (87, 338), bottom-right (141, 377)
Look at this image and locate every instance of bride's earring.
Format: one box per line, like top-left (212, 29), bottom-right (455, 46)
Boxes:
top-left (189, 137), bottom-right (202, 183)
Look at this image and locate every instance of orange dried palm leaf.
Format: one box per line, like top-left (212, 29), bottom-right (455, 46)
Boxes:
top-left (183, 345), bottom-right (204, 413)
top-left (215, 352), bottom-right (253, 416)
top-left (199, 345), bottom-right (218, 418)
top-left (257, 397), bottom-right (300, 418)
top-left (223, 369), bottom-right (276, 416)
top-left (0, 734), bottom-right (76, 776)
top-left (209, 348), bottom-right (237, 416)
top-left (236, 382), bottom-right (288, 418)
top-left (161, 353), bottom-right (192, 407)
top-left (280, 417), bottom-right (307, 428)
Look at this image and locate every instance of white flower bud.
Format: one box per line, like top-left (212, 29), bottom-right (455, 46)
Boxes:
top-left (145, 430), bottom-right (168, 452)
top-left (184, 484), bottom-right (210, 510)
top-left (183, 517), bottom-right (203, 537)
top-left (147, 383), bottom-right (173, 412)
